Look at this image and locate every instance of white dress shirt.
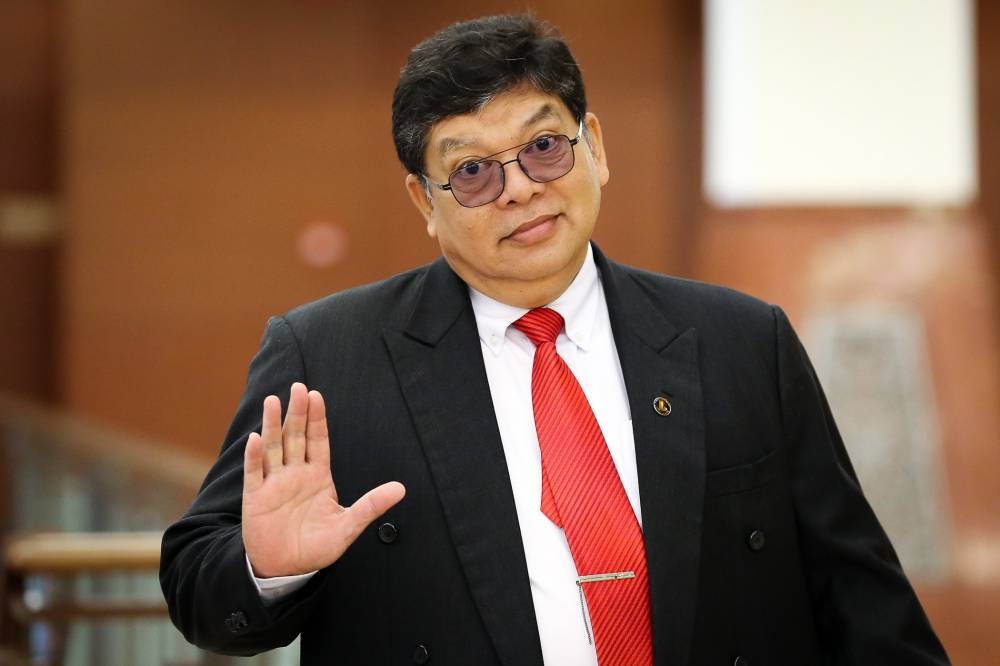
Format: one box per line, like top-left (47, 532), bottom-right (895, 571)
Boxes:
top-left (470, 243), bottom-right (639, 665)
top-left (250, 244), bottom-right (642, 665)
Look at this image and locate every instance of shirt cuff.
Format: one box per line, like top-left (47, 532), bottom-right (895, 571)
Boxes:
top-left (245, 553), bottom-right (317, 603)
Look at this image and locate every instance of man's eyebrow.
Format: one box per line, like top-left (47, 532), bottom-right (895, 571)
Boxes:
top-left (436, 103), bottom-right (564, 159)
top-left (521, 103), bottom-right (560, 131)
top-left (437, 136), bottom-right (475, 158)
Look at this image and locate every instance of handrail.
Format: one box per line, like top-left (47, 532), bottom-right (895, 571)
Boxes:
top-left (0, 392), bottom-right (209, 491)
top-left (5, 532), bottom-right (163, 573)
top-left (0, 394), bottom-right (298, 664)
top-left (0, 395), bottom-right (201, 663)
top-left (3, 531), bottom-right (167, 616)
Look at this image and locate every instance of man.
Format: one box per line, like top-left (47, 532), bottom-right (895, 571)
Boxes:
top-left (160, 14), bottom-right (949, 665)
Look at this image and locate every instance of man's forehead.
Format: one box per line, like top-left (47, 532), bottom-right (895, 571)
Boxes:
top-left (430, 96), bottom-right (572, 160)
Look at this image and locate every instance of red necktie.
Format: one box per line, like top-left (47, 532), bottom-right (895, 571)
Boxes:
top-left (514, 308), bottom-right (653, 666)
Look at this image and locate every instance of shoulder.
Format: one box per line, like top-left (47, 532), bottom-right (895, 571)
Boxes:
top-left (604, 256), bottom-right (780, 337)
top-left (622, 261), bottom-right (771, 311)
top-left (275, 260), bottom-right (439, 340)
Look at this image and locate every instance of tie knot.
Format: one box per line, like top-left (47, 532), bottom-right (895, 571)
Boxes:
top-left (514, 308), bottom-right (564, 347)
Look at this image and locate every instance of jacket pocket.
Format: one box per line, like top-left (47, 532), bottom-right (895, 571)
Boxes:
top-left (705, 448), bottom-right (781, 497)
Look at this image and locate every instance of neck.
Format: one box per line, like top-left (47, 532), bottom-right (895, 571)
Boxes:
top-left (479, 277), bottom-right (575, 309)
top-left (459, 250), bottom-right (588, 309)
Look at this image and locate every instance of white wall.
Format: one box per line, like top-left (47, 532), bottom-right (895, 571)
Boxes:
top-left (704, 0), bottom-right (977, 206)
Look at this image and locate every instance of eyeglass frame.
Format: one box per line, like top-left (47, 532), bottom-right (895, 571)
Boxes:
top-left (422, 119), bottom-right (585, 208)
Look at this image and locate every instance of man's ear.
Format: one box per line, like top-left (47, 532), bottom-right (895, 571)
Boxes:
top-left (583, 112), bottom-right (610, 187)
top-left (404, 173), bottom-right (437, 238)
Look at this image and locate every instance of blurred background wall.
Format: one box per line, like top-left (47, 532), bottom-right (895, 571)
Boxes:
top-left (54, 0), bottom-right (700, 452)
top-left (1, 0), bottom-right (998, 663)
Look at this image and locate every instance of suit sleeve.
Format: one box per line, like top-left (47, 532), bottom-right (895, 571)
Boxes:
top-left (159, 315), bottom-right (330, 655)
top-left (773, 306), bottom-right (950, 665)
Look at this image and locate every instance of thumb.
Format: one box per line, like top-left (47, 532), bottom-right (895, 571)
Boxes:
top-left (343, 481), bottom-right (406, 534)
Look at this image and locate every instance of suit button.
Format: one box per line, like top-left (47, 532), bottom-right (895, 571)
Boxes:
top-left (377, 522), bottom-right (398, 544)
top-left (733, 656), bottom-right (749, 666)
top-left (747, 529), bottom-right (766, 552)
top-left (412, 643), bottom-right (430, 664)
top-left (224, 610), bottom-right (248, 634)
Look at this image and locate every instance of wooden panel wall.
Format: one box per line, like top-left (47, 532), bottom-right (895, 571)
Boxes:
top-left (60, 1), bottom-right (700, 453)
top-left (0, 0), bottom-right (58, 401)
top-left (979, 0), bottom-right (1000, 329)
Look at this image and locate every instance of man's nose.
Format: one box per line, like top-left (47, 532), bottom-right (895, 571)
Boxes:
top-left (497, 157), bottom-right (546, 205)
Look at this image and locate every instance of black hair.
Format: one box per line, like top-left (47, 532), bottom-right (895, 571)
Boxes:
top-left (391, 14), bottom-right (587, 176)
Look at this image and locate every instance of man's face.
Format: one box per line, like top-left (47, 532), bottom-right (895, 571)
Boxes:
top-left (405, 87), bottom-right (610, 308)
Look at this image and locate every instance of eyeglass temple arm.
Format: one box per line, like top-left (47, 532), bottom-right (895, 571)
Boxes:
top-left (421, 175), bottom-right (451, 192)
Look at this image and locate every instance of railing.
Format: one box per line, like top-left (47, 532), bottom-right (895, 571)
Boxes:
top-left (0, 394), bottom-right (298, 665)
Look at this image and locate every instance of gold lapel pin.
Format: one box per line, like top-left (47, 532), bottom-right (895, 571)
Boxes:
top-left (653, 395), bottom-right (672, 416)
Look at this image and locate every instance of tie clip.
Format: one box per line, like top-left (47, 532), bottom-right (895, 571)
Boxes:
top-left (575, 571), bottom-right (637, 644)
top-left (576, 571), bottom-right (635, 586)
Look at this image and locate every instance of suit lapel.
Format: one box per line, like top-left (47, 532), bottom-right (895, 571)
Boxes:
top-left (383, 258), bottom-right (544, 666)
top-left (595, 247), bottom-right (706, 666)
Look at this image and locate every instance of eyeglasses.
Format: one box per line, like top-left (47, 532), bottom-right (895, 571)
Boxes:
top-left (424, 120), bottom-right (584, 208)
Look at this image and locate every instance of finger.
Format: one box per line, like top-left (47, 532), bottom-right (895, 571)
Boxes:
top-left (282, 382), bottom-right (309, 465)
top-left (243, 432), bottom-right (264, 493)
top-left (261, 395), bottom-right (284, 476)
top-left (342, 482), bottom-right (406, 541)
top-left (304, 390), bottom-right (330, 468)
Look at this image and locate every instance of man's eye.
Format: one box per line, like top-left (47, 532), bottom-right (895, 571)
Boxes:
top-left (534, 137), bottom-right (553, 151)
top-left (459, 162), bottom-right (481, 176)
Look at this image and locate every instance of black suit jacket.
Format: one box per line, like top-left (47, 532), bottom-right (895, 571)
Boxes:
top-left (160, 245), bottom-right (948, 665)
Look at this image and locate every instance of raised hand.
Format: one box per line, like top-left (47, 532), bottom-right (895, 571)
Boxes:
top-left (241, 382), bottom-right (405, 578)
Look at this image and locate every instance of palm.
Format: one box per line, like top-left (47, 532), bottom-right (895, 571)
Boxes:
top-left (243, 453), bottom-right (344, 576)
top-left (241, 383), bottom-right (405, 578)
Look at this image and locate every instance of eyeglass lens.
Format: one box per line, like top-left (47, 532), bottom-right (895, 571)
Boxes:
top-left (448, 134), bottom-right (576, 207)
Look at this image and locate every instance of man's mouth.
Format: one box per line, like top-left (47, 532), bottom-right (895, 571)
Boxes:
top-left (504, 214), bottom-right (559, 243)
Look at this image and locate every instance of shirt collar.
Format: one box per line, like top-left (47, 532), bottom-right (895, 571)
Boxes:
top-left (469, 243), bottom-right (601, 356)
